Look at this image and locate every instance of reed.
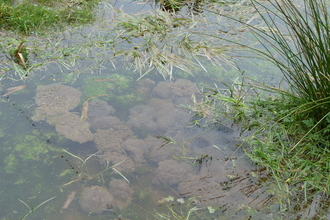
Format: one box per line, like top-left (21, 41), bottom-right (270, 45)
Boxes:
top-left (201, 0), bottom-right (330, 143)
top-left (246, 0), bottom-right (330, 129)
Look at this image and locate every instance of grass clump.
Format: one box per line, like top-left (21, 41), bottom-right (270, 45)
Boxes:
top-left (242, 0), bottom-right (330, 164)
top-left (0, 0), bottom-right (97, 34)
top-left (113, 7), bottom-right (237, 80)
top-left (19, 196), bottom-right (56, 220)
top-left (248, 0), bottom-right (330, 132)
top-left (0, 3), bottom-right (58, 33)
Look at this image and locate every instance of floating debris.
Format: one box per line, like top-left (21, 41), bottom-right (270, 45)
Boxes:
top-left (81, 94), bottom-right (107, 121)
top-left (62, 191), bottom-right (76, 210)
top-left (12, 42), bottom-right (27, 68)
top-left (3, 85), bottom-right (26, 96)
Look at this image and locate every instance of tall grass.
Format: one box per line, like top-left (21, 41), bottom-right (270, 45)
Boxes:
top-left (0, 0), bottom-right (96, 34)
top-left (247, 0), bottom-right (330, 127)
top-left (203, 0), bottom-right (330, 135)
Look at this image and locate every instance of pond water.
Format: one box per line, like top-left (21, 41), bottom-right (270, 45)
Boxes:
top-left (0, 0), bottom-right (320, 219)
top-left (1, 78), bottom-right (278, 219)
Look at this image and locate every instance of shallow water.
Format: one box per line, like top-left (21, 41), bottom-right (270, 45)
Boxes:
top-left (0, 77), bottom-right (278, 220)
top-left (0, 0), bottom-right (322, 219)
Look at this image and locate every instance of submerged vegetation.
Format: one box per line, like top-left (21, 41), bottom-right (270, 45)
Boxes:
top-left (3, 134), bottom-right (59, 173)
top-left (19, 196), bottom-right (56, 220)
top-left (113, 6), bottom-right (237, 80)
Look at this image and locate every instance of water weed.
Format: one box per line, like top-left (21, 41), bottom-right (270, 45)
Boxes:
top-left (113, 6), bottom-right (237, 80)
top-left (154, 196), bottom-right (208, 220)
top-left (19, 196), bottom-right (56, 220)
top-left (60, 148), bottom-right (128, 190)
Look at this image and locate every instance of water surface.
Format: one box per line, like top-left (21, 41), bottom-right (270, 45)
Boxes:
top-left (0, 0), bottom-right (307, 219)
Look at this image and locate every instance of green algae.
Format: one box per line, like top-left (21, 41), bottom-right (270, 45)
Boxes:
top-left (4, 154), bottom-right (17, 173)
top-left (3, 134), bottom-right (60, 173)
top-left (81, 73), bottom-right (146, 112)
top-left (82, 74), bottom-right (131, 98)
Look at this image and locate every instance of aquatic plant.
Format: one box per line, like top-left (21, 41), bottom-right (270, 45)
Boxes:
top-left (154, 196), bottom-right (210, 220)
top-left (60, 148), bottom-right (128, 190)
top-left (82, 75), bottom-right (147, 118)
top-left (153, 0), bottom-right (212, 12)
top-left (154, 0), bottom-right (187, 12)
top-left (113, 6), bottom-right (236, 80)
top-left (0, 0), bottom-right (253, 81)
top-left (19, 196), bottom-right (56, 220)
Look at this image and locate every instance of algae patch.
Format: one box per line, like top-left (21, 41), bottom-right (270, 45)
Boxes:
top-left (3, 135), bottom-right (58, 173)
